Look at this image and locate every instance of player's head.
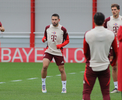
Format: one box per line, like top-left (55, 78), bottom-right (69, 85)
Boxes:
top-left (111, 4), bottom-right (120, 18)
top-left (94, 12), bottom-right (105, 26)
top-left (51, 13), bottom-right (60, 27)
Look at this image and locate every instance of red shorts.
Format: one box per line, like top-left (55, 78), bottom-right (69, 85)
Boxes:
top-left (109, 47), bottom-right (119, 66)
top-left (83, 65), bottom-right (110, 99)
top-left (43, 52), bottom-right (64, 66)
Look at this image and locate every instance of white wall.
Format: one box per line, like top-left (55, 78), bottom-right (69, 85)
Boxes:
top-left (0, 0), bottom-right (122, 47)
top-left (35, 0), bottom-right (92, 48)
top-left (0, 0), bottom-right (30, 32)
top-left (97, 0), bottom-right (122, 18)
top-left (0, 0), bottom-right (30, 47)
top-left (35, 0), bottom-right (92, 33)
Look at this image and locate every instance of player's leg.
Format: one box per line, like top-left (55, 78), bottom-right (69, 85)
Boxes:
top-left (109, 49), bottom-right (119, 93)
top-left (98, 67), bottom-right (110, 100)
top-left (82, 66), bottom-right (97, 100)
top-left (54, 55), bottom-right (66, 93)
top-left (58, 65), bottom-right (67, 93)
top-left (41, 53), bottom-right (52, 93)
top-left (111, 64), bottom-right (119, 93)
top-left (41, 58), bottom-right (50, 78)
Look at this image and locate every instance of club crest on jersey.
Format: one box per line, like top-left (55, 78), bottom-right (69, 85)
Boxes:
top-left (52, 31), bottom-right (56, 34)
top-left (114, 23), bottom-right (118, 26)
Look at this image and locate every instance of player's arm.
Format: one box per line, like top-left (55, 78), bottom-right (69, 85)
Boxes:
top-left (104, 20), bottom-right (107, 28)
top-left (83, 31), bottom-right (91, 61)
top-left (57, 34), bottom-right (69, 49)
top-left (103, 17), bottom-right (110, 28)
top-left (56, 28), bottom-right (69, 49)
top-left (110, 36), bottom-right (118, 66)
top-left (0, 22), bottom-right (5, 32)
top-left (117, 25), bottom-right (122, 41)
top-left (83, 38), bottom-right (89, 59)
top-left (42, 27), bottom-right (47, 43)
top-left (0, 26), bottom-right (5, 32)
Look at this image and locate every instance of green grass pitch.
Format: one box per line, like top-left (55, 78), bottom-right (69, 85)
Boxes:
top-left (0, 63), bottom-right (121, 100)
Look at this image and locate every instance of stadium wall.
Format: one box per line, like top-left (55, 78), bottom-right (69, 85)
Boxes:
top-left (0, 48), bottom-right (85, 63)
top-left (97, 0), bottom-right (122, 17)
top-left (0, 0), bottom-right (122, 62)
top-left (0, 0), bottom-right (92, 48)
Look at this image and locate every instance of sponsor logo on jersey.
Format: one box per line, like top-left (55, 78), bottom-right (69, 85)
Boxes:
top-left (52, 31), bottom-right (56, 34)
top-left (114, 23), bottom-right (118, 26)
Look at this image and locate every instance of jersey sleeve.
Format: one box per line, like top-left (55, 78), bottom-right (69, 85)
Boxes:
top-left (42, 25), bottom-right (50, 42)
top-left (83, 33), bottom-right (90, 64)
top-left (117, 25), bottom-right (122, 41)
top-left (62, 27), bottom-right (69, 41)
top-left (62, 27), bottom-right (69, 46)
top-left (0, 22), bottom-right (2, 27)
top-left (56, 27), bottom-right (69, 49)
top-left (104, 17), bottom-right (110, 28)
top-left (110, 36), bottom-right (118, 66)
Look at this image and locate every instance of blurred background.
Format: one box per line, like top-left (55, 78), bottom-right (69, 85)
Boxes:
top-left (0, 0), bottom-right (122, 48)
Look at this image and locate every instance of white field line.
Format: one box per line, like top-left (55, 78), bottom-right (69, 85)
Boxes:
top-left (27, 77), bottom-right (38, 80)
top-left (0, 71), bottom-right (85, 84)
top-left (0, 82), bottom-right (6, 84)
top-left (80, 71), bottom-right (85, 73)
top-left (68, 72), bottom-right (76, 74)
top-left (56, 74), bottom-right (61, 76)
top-left (11, 80), bottom-right (22, 82)
top-left (46, 76), bottom-right (53, 78)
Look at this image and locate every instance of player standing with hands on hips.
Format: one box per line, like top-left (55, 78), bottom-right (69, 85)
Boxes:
top-left (0, 22), bottom-right (5, 32)
top-left (41, 14), bottom-right (69, 93)
top-left (83, 12), bottom-right (118, 100)
top-left (104, 4), bottom-right (122, 93)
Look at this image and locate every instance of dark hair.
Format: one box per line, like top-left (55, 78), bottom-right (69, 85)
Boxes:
top-left (111, 4), bottom-right (120, 10)
top-left (51, 13), bottom-right (60, 19)
top-left (94, 12), bottom-right (105, 26)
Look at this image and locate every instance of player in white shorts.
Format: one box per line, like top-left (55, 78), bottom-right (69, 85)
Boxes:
top-left (41, 14), bottom-right (69, 93)
top-left (104, 4), bottom-right (122, 93)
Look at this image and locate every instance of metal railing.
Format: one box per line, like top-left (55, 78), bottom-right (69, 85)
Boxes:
top-left (0, 32), bottom-right (84, 48)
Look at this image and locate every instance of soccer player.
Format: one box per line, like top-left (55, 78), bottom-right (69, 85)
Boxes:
top-left (104, 4), bottom-right (122, 93)
top-left (83, 12), bottom-right (118, 100)
top-left (41, 14), bottom-right (69, 93)
top-left (0, 22), bottom-right (5, 32)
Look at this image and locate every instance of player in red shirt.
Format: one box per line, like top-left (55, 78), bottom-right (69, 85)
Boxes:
top-left (83, 12), bottom-right (118, 100)
top-left (0, 22), bottom-right (5, 32)
top-left (41, 14), bottom-right (69, 93)
top-left (104, 4), bottom-right (122, 93)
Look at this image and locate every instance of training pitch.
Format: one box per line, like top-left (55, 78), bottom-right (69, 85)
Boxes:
top-left (0, 63), bottom-right (121, 100)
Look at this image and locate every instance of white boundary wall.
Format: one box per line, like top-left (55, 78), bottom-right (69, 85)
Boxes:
top-left (0, 0), bottom-right (122, 47)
